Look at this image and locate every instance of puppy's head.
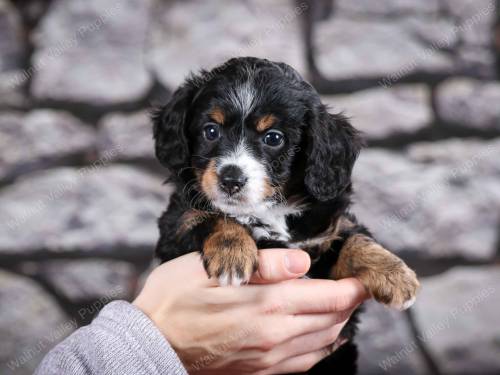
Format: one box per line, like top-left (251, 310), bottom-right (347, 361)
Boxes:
top-left (153, 57), bottom-right (362, 215)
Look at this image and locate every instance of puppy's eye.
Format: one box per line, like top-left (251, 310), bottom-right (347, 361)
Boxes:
top-left (203, 123), bottom-right (220, 141)
top-left (263, 130), bottom-right (284, 147)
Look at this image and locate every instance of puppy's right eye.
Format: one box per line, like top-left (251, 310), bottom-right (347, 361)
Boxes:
top-left (203, 123), bottom-right (220, 141)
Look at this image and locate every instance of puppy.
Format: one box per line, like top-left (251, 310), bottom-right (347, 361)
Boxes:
top-left (153, 57), bottom-right (419, 374)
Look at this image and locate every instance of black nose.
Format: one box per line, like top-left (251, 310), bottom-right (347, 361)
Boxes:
top-left (219, 165), bottom-right (248, 195)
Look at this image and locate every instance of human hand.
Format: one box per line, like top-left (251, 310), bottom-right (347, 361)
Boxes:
top-left (133, 250), bottom-right (368, 374)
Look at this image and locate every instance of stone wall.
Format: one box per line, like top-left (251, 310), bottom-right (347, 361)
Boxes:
top-left (1, 1), bottom-right (499, 374)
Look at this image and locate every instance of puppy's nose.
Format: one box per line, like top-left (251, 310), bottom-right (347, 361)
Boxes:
top-left (219, 165), bottom-right (248, 195)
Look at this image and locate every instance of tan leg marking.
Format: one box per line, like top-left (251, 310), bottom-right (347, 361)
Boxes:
top-left (203, 218), bottom-right (258, 286)
top-left (332, 234), bottom-right (420, 310)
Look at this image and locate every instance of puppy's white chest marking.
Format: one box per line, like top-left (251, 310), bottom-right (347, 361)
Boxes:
top-left (233, 204), bottom-right (303, 242)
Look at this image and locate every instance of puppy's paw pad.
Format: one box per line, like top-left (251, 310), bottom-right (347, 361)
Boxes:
top-left (372, 263), bottom-right (420, 310)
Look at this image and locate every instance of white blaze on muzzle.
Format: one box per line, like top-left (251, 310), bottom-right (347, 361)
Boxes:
top-left (214, 141), bottom-right (269, 214)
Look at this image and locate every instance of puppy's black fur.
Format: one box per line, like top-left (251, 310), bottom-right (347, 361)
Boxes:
top-left (153, 57), bottom-right (419, 374)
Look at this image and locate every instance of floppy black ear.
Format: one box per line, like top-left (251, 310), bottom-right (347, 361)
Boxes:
top-left (304, 105), bottom-right (363, 201)
top-left (152, 83), bottom-right (196, 173)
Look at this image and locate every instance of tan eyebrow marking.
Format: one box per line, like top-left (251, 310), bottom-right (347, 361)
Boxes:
top-left (209, 106), bottom-right (225, 125)
top-left (256, 114), bottom-right (277, 132)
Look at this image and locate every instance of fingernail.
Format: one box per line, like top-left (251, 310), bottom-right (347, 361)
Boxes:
top-left (285, 251), bottom-right (309, 274)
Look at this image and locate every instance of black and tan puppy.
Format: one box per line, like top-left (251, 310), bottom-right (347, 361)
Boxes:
top-left (153, 57), bottom-right (419, 373)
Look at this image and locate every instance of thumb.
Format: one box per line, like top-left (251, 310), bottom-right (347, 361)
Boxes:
top-left (251, 249), bottom-right (311, 284)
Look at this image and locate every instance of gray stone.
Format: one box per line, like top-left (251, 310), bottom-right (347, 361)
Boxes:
top-left (22, 259), bottom-right (135, 302)
top-left (442, 0), bottom-right (495, 47)
top-left (0, 0), bottom-right (27, 107)
top-left (315, 18), bottom-right (455, 82)
top-left (436, 78), bottom-right (500, 130)
top-left (31, 0), bottom-right (153, 106)
top-left (0, 0), bottom-right (25, 72)
top-left (98, 110), bottom-right (155, 162)
top-left (0, 270), bottom-right (70, 375)
top-left (0, 70), bottom-right (28, 108)
top-left (323, 85), bottom-right (432, 141)
top-left (0, 110), bottom-right (96, 183)
top-left (456, 47), bottom-right (496, 78)
top-left (0, 166), bottom-right (173, 255)
top-left (441, 0), bottom-right (497, 78)
top-left (404, 17), bottom-right (459, 49)
top-left (407, 138), bottom-right (500, 171)
top-left (357, 301), bottom-right (427, 375)
top-left (352, 138), bottom-right (500, 260)
top-left (413, 266), bottom-right (500, 374)
top-left (148, 0), bottom-right (307, 89)
top-left (335, 0), bottom-right (440, 16)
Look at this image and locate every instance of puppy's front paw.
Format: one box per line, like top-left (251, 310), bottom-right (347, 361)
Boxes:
top-left (203, 249), bottom-right (258, 286)
top-left (334, 234), bottom-right (420, 310)
top-left (203, 225), bottom-right (258, 286)
top-left (368, 261), bottom-right (420, 310)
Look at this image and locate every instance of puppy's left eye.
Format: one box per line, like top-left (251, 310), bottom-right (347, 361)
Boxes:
top-left (263, 130), bottom-right (284, 147)
top-left (203, 123), bottom-right (220, 141)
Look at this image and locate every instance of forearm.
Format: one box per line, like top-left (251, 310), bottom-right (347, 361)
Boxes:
top-left (35, 301), bottom-right (187, 375)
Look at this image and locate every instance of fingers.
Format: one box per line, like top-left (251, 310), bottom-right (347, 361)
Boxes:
top-left (244, 311), bottom-right (351, 350)
top-left (277, 323), bottom-right (345, 359)
top-left (257, 345), bottom-right (336, 375)
top-left (269, 277), bottom-right (369, 315)
top-left (250, 313), bottom-right (351, 368)
top-left (152, 252), bottom-right (218, 287)
top-left (251, 249), bottom-right (311, 284)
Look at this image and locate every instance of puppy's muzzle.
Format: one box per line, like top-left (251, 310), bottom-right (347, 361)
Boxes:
top-left (219, 165), bottom-right (248, 196)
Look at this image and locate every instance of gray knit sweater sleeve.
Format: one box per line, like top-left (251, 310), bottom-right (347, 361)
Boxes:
top-left (35, 300), bottom-right (188, 375)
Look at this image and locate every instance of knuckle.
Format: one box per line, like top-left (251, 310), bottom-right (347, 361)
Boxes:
top-left (327, 327), bottom-right (339, 344)
top-left (326, 292), bottom-right (353, 313)
top-left (257, 331), bottom-right (278, 351)
top-left (258, 258), bottom-right (273, 280)
top-left (334, 309), bottom-right (352, 324)
top-left (258, 289), bottom-right (285, 315)
top-left (334, 294), bottom-right (351, 311)
top-left (259, 338), bottom-right (277, 352)
top-left (256, 354), bottom-right (277, 369)
top-left (262, 300), bottom-right (285, 315)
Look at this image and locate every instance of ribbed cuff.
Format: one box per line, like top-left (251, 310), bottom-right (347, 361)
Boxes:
top-left (94, 300), bottom-right (187, 375)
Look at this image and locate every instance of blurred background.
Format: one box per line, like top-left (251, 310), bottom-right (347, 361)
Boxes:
top-left (1, 0), bottom-right (499, 374)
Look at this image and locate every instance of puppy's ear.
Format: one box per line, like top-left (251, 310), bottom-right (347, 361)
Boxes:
top-left (305, 105), bottom-right (363, 201)
top-left (152, 83), bottom-right (195, 173)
